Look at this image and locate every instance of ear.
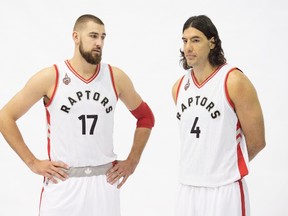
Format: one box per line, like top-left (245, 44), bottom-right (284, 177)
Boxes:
top-left (72, 31), bottom-right (80, 44)
top-left (209, 37), bottom-right (215, 49)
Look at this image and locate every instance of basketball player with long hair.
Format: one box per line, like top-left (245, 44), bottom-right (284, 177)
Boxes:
top-left (172, 15), bottom-right (265, 216)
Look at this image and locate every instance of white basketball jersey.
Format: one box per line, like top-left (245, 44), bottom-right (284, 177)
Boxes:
top-left (176, 64), bottom-right (249, 187)
top-left (45, 60), bottom-right (118, 167)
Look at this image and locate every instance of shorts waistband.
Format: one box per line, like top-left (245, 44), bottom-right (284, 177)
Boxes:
top-left (67, 163), bottom-right (114, 178)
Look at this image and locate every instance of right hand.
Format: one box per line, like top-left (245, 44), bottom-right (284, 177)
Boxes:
top-left (28, 159), bottom-right (69, 184)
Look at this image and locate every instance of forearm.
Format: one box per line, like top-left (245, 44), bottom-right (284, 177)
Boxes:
top-left (247, 141), bottom-right (265, 161)
top-left (244, 114), bottom-right (266, 161)
top-left (0, 116), bottom-right (37, 168)
top-left (127, 127), bottom-right (151, 164)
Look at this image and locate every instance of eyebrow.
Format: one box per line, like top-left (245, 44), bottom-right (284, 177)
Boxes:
top-left (182, 35), bottom-right (200, 40)
top-left (89, 32), bottom-right (107, 37)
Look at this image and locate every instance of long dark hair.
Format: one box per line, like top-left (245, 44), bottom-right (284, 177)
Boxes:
top-left (180, 15), bottom-right (226, 70)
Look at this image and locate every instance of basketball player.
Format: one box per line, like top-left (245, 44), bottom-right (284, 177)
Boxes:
top-left (0, 14), bottom-right (154, 216)
top-left (172, 15), bottom-right (265, 216)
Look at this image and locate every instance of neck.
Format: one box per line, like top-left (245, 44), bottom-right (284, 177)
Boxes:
top-left (192, 64), bottom-right (217, 84)
top-left (69, 56), bottom-right (98, 78)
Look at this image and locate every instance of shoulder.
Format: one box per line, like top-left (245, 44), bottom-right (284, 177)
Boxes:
top-left (29, 65), bottom-right (57, 85)
top-left (226, 68), bottom-right (257, 104)
top-left (172, 76), bottom-right (185, 104)
top-left (109, 65), bottom-right (132, 86)
top-left (109, 65), bottom-right (127, 79)
top-left (108, 65), bottom-right (135, 96)
top-left (226, 68), bottom-right (250, 89)
top-left (24, 65), bottom-right (57, 97)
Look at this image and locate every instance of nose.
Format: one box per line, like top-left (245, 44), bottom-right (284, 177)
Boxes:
top-left (184, 41), bottom-right (193, 52)
top-left (95, 38), bottom-right (104, 47)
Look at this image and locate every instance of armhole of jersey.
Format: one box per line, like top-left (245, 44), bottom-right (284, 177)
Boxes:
top-left (108, 64), bottom-right (119, 101)
top-left (45, 64), bottom-right (59, 107)
top-left (224, 67), bottom-right (240, 110)
top-left (175, 75), bottom-right (185, 103)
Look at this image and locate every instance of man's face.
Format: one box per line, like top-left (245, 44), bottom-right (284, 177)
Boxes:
top-left (79, 38), bottom-right (102, 65)
top-left (77, 21), bottom-right (106, 65)
top-left (182, 27), bottom-right (214, 68)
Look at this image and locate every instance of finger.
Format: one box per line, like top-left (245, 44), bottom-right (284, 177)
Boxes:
top-left (107, 171), bottom-right (120, 183)
top-left (51, 161), bottom-right (69, 169)
top-left (53, 170), bottom-right (69, 181)
top-left (49, 166), bottom-right (69, 180)
top-left (46, 174), bottom-right (58, 184)
top-left (106, 166), bottom-right (120, 177)
top-left (106, 168), bottom-right (114, 177)
top-left (117, 176), bottom-right (128, 189)
top-left (46, 170), bottom-right (68, 183)
top-left (108, 169), bottom-right (126, 185)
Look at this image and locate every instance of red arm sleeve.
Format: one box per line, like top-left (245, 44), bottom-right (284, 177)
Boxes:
top-left (130, 101), bottom-right (155, 129)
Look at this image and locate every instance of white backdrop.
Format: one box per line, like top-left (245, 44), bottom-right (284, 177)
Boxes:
top-left (0, 0), bottom-right (287, 215)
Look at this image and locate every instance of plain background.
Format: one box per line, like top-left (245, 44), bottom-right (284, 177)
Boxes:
top-left (0, 0), bottom-right (287, 215)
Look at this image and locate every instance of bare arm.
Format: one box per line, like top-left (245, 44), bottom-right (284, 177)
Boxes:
top-left (0, 66), bottom-right (68, 183)
top-left (228, 69), bottom-right (266, 161)
top-left (106, 66), bottom-right (153, 188)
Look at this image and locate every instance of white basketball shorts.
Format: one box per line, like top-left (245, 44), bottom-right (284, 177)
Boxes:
top-left (39, 175), bottom-right (120, 216)
top-left (175, 179), bottom-right (250, 216)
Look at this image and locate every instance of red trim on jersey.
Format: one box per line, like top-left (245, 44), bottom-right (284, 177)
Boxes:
top-left (237, 143), bottom-right (248, 177)
top-left (39, 187), bottom-right (44, 215)
top-left (176, 75), bottom-right (185, 103)
top-left (238, 180), bottom-right (246, 216)
top-left (236, 133), bottom-right (242, 140)
top-left (45, 64), bottom-right (59, 107)
top-left (45, 109), bottom-right (51, 160)
top-left (65, 60), bottom-right (100, 84)
top-left (236, 120), bottom-right (248, 177)
top-left (236, 121), bottom-right (241, 130)
top-left (191, 63), bottom-right (226, 88)
top-left (224, 67), bottom-right (238, 109)
top-left (108, 64), bottom-right (119, 100)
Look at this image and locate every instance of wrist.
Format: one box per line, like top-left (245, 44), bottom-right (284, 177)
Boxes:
top-left (26, 157), bottom-right (38, 170)
top-left (127, 155), bottom-right (140, 166)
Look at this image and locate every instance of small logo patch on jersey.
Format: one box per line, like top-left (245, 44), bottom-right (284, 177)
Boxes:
top-left (184, 79), bottom-right (190, 90)
top-left (63, 73), bottom-right (71, 85)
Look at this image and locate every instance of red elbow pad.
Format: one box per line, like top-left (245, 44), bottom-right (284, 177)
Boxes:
top-left (130, 101), bottom-right (155, 129)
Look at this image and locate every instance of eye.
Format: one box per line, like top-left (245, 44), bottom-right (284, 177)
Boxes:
top-left (192, 38), bottom-right (200, 43)
top-left (182, 39), bottom-right (187, 44)
top-left (90, 34), bottom-right (98, 39)
top-left (89, 33), bottom-right (99, 39)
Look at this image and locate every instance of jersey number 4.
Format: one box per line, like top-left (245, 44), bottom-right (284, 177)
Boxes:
top-left (78, 115), bottom-right (98, 135)
top-left (190, 117), bottom-right (201, 138)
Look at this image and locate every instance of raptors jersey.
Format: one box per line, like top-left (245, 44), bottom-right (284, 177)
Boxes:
top-left (45, 60), bottom-right (118, 167)
top-left (176, 64), bottom-right (249, 187)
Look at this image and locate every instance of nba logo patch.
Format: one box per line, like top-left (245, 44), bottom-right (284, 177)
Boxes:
top-left (63, 73), bottom-right (71, 85)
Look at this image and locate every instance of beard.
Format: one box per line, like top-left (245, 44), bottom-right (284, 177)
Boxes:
top-left (79, 41), bottom-right (102, 65)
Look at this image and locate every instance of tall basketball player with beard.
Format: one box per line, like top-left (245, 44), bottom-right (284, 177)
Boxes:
top-left (0, 14), bottom-right (155, 216)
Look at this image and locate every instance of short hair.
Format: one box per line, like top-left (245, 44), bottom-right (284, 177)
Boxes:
top-left (180, 15), bottom-right (226, 70)
top-left (73, 14), bottom-right (104, 31)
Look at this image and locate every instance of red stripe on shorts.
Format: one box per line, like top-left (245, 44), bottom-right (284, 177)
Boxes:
top-left (238, 180), bottom-right (246, 216)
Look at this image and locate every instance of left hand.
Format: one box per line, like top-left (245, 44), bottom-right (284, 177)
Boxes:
top-left (106, 159), bottom-right (138, 189)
